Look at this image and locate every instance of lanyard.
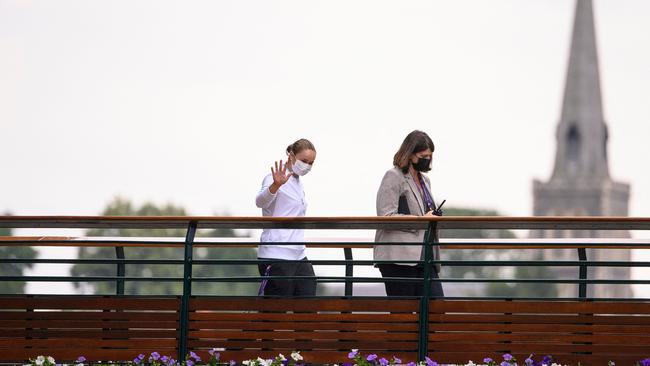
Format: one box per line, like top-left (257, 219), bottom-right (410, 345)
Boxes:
top-left (417, 173), bottom-right (435, 212)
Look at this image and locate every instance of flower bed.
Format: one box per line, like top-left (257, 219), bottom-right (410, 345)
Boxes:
top-left (25, 349), bottom-right (650, 366)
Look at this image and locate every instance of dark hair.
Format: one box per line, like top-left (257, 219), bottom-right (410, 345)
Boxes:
top-left (393, 130), bottom-right (434, 172)
top-left (286, 138), bottom-right (316, 155)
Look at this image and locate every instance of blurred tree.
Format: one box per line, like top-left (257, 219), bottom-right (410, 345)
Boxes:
top-left (440, 207), bottom-right (557, 298)
top-left (70, 197), bottom-right (258, 295)
top-left (0, 215), bottom-right (38, 294)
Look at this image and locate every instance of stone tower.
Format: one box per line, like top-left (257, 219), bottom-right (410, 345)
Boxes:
top-left (532, 0), bottom-right (632, 298)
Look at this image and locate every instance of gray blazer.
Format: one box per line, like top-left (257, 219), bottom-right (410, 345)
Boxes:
top-left (374, 167), bottom-right (441, 271)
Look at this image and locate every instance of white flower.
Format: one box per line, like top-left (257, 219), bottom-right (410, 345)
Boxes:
top-left (291, 351), bottom-right (303, 361)
top-left (256, 357), bottom-right (270, 366)
top-left (278, 354), bottom-right (287, 361)
top-left (47, 357), bottom-right (55, 364)
top-left (35, 356), bottom-right (45, 366)
top-left (242, 361), bottom-right (251, 366)
top-left (467, 362), bottom-right (476, 366)
top-left (76, 363), bottom-right (84, 366)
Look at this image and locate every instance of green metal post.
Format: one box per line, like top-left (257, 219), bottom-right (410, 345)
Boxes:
top-left (115, 246), bottom-right (125, 295)
top-left (178, 221), bottom-right (197, 362)
top-left (418, 221), bottom-right (437, 361)
top-left (578, 248), bottom-right (588, 298)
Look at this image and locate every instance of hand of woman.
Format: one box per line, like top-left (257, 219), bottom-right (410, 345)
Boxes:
top-left (269, 160), bottom-right (291, 193)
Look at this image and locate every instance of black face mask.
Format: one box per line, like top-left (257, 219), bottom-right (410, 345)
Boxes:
top-left (413, 157), bottom-right (431, 172)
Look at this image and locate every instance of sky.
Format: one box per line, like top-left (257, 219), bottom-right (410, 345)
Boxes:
top-left (2, 0), bottom-right (650, 295)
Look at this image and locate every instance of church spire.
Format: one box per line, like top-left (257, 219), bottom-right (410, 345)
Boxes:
top-left (551, 0), bottom-right (610, 181)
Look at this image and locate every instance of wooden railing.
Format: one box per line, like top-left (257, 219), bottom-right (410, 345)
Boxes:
top-left (1, 216), bottom-right (650, 365)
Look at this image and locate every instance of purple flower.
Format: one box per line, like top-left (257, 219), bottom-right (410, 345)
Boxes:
top-left (348, 350), bottom-right (359, 359)
top-left (393, 357), bottom-right (402, 365)
top-left (379, 358), bottom-right (389, 366)
top-left (406, 363), bottom-right (417, 366)
top-left (75, 357), bottom-right (86, 363)
top-left (525, 358), bottom-right (534, 366)
top-left (189, 352), bottom-right (201, 362)
top-left (425, 356), bottom-right (438, 366)
top-left (639, 359), bottom-right (650, 366)
top-left (229, 361), bottom-right (237, 366)
top-left (503, 354), bottom-right (513, 362)
top-left (501, 362), bottom-right (511, 366)
top-left (133, 358), bottom-right (141, 364)
top-left (150, 352), bottom-right (161, 361)
top-left (367, 354), bottom-right (378, 362)
top-left (186, 360), bottom-right (194, 366)
top-left (484, 358), bottom-right (494, 364)
top-left (542, 356), bottom-right (552, 365)
top-left (343, 363), bottom-right (353, 366)
top-left (168, 359), bottom-right (176, 366)
top-left (161, 356), bottom-right (170, 363)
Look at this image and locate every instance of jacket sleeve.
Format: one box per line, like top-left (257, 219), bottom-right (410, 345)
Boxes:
top-left (255, 175), bottom-right (277, 209)
top-left (376, 170), bottom-right (408, 217)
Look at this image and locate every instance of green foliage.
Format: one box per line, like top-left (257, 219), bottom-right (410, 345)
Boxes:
top-left (0, 222), bottom-right (38, 294)
top-left (440, 207), bottom-right (557, 298)
top-left (70, 197), bottom-right (258, 295)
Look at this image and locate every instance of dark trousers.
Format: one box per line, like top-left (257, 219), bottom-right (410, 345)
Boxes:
top-left (258, 258), bottom-right (316, 296)
top-left (377, 264), bottom-right (444, 297)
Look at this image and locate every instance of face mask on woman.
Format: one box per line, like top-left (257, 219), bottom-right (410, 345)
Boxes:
top-left (413, 157), bottom-right (432, 172)
top-left (292, 159), bottom-right (312, 176)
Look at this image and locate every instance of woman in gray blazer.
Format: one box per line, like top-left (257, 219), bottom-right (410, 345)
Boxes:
top-left (374, 130), bottom-right (444, 297)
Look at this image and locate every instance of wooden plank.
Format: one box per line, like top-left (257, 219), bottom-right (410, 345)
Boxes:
top-left (428, 322), bottom-right (650, 334)
top-left (189, 321), bottom-right (417, 331)
top-left (190, 298), bottom-right (419, 312)
top-left (0, 296), bottom-right (180, 311)
top-left (3, 329), bottom-right (178, 338)
top-left (190, 312), bottom-right (418, 322)
top-left (429, 313), bottom-right (650, 325)
top-left (427, 342), bottom-right (650, 354)
top-left (0, 338), bottom-right (177, 348)
top-left (428, 332), bottom-right (650, 344)
top-left (188, 330), bottom-right (417, 341)
top-left (429, 300), bottom-right (650, 314)
top-left (0, 311), bottom-right (179, 321)
top-left (1, 320), bottom-right (179, 329)
top-left (187, 340), bottom-right (417, 351)
top-left (3, 215), bottom-right (650, 231)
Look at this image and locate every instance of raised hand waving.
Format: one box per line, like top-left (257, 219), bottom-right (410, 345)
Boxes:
top-left (269, 159), bottom-right (292, 194)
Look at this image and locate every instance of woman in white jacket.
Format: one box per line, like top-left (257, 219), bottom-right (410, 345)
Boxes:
top-left (255, 139), bottom-right (317, 296)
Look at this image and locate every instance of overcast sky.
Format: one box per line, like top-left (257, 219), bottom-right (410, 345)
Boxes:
top-left (2, 0), bottom-right (650, 295)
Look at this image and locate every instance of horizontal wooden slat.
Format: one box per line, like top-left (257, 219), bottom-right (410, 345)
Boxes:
top-left (188, 330), bottom-right (416, 341)
top-left (429, 332), bottom-right (650, 344)
top-left (0, 296), bottom-right (180, 310)
top-left (0, 338), bottom-right (177, 348)
top-left (427, 342), bottom-right (650, 354)
top-left (2, 329), bottom-right (178, 338)
top-left (428, 322), bottom-right (650, 334)
top-left (190, 298), bottom-right (419, 312)
top-left (190, 321), bottom-right (416, 332)
top-left (188, 340), bottom-right (417, 351)
top-left (429, 300), bottom-right (650, 314)
top-left (190, 311), bottom-right (418, 322)
top-left (1, 320), bottom-right (179, 329)
top-left (0, 311), bottom-right (179, 321)
top-left (429, 313), bottom-right (650, 325)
